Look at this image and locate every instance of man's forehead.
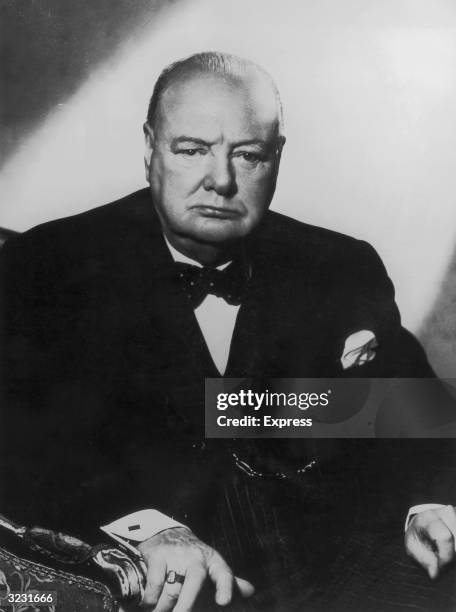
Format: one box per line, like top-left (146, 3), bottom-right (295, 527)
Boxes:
top-left (156, 71), bottom-right (280, 142)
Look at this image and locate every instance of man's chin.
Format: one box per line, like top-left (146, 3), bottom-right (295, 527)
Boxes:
top-left (190, 219), bottom-right (251, 244)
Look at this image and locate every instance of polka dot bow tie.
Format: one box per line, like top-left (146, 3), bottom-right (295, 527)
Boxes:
top-left (174, 261), bottom-right (250, 308)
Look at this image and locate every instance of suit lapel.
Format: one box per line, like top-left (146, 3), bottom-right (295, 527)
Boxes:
top-left (225, 228), bottom-right (290, 377)
top-left (136, 207), bottom-right (220, 380)
top-left (225, 211), bottom-right (338, 378)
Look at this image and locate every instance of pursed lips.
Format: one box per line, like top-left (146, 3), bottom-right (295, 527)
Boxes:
top-left (191, 204), bottom-right (242, 218)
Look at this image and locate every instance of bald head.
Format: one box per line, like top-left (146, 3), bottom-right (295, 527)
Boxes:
top-left (147, 52), bottom-right (284, 138)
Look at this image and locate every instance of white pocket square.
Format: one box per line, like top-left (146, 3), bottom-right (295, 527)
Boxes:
top-left (341, 330), bottom-right (378, 370)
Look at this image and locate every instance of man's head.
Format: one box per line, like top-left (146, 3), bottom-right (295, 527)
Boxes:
top-left (144, 52), bottom-right (285, 262)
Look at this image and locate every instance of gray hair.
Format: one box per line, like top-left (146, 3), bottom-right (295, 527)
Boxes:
top-left (146, 51), bottom-right (284, 136)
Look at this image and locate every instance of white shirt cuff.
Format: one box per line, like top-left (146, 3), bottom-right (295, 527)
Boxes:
top-left (100, 510), bottom-right (188, 555)
top-left (404, 503), bottom-right (446, 532)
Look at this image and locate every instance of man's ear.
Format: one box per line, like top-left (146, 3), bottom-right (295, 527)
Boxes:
top-left (277, 135), bottom-right (286, 161)
top-left (273, 135), bottom-right (286, 173)
top-left (143, 122), bottom-right (155, 181)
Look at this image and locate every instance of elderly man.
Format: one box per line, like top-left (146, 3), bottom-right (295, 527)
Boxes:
top-left (0, 52), bottom-right (451, 611)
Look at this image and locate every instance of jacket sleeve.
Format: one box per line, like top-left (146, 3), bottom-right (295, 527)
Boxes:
top-left (0, 232), bottom-right (79, 533)
top-left (0, 231), bottom-right (219, 543)
top-left (338, 241), bottom-right (456, 525)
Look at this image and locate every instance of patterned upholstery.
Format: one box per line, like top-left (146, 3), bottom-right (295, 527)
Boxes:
top-left (0, 544), bottom-right (117, 611)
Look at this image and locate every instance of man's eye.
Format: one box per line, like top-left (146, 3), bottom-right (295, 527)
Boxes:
top-left (235, 152), bottom-right (262, 164)
top-left (178, 148), bottom-right (204, 156)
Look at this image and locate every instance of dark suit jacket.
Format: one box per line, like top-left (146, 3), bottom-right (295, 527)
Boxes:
top-left (0, 188), bottom-right (441, 546)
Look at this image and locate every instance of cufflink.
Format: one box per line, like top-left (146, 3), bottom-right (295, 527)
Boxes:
top-left (101, 510), bottom-right (188, 555)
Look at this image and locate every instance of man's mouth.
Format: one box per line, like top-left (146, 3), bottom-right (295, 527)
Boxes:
top-left (192, 205), bottom-right (241, 219)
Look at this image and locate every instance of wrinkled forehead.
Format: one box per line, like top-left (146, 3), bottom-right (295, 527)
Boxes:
top-left (155, 71), bottom-right (281, 143)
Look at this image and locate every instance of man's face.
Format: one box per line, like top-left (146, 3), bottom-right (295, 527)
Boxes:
top-left (144, 72), bottom-right (284, 247)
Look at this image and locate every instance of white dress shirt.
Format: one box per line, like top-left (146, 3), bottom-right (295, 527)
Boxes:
top-left (165, 237), bottom-right (240, 376)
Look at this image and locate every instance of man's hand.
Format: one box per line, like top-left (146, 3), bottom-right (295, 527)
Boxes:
top-left (405, 506), bottom-right (456, 579)
top-left (137, 527), bottom-right (255, 612)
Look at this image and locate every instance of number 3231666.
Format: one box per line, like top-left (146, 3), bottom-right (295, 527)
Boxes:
top-left (1, 592), bottom-right (57, 605)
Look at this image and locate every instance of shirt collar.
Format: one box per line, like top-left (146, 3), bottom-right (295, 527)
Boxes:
top-left (163, 235), bottom-right (231, 270)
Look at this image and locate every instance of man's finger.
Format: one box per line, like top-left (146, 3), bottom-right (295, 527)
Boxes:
top-left (154, 570), bottom-right (185, 612)
top-left (405, 525), bottom-right (439, 579)
top-left (426, 520), bottom-right (454, 568)
top-left (212, 562), bottom-right (235, 606)
top-left (208, 557), bottom-right (235, 606)
top-left (173, 564), bottom-right (206, 612)
top-left (438, 505), bottom-right (456, 548)
top-left (234, 576), bottom-right (255, 598)
top-left (142, 557), bottom-right (167, 607)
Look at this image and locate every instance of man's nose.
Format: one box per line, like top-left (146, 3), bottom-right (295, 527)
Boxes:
top-left (202, 154), bottom-right (236, 196)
